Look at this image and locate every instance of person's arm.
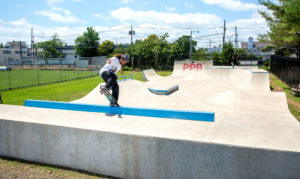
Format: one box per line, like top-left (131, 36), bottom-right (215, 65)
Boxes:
top-left (106, 59), bottom-right (111, 64)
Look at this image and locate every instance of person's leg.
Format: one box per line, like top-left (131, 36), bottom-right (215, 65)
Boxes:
top-left (101, 72), bottom-right (117, 89)
top-left (111, 82), bottom-right (119, 102)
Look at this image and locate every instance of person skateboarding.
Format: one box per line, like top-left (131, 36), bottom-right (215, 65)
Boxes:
top-left (232, 52), bottom-right (238, 68)
top-left (99, 54), bottom-right (129, 106)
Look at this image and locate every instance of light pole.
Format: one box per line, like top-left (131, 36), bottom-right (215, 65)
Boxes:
top-left (190, 30), bottom-right (199, 60)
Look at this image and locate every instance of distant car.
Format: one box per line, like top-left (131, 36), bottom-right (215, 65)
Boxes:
top-left (0, 66), bottom-right (12, 71)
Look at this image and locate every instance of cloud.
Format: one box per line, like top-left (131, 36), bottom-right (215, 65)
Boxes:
top-left (47, 0), bottom-right (64, 5)
top-left (227, 12), bottom-right (268, 42)
top-left (92, 14), bottom-right (111, 21)
top-left (165, 6), bottom-right (176, 12)
top-left (184, 2), bottom-right (194, 9)
top-left (110, 7), bottom-right (222, 28)
top-left (35, 7), bottom-right (86, 23)
top-left (9, 18), bottom-right (33, 27)
top-left (0, 18), bottom-right (35, 44)
top-left (73, 0), bottom-right (84, 2)
top-left (201, 0), bottom-right (263, 11)
top-left (120, 0), bottom-right (133, 4)
top-left (0, 8), bottom-right (270, 48)
top-left (16, 4), bottom-right (21, 8)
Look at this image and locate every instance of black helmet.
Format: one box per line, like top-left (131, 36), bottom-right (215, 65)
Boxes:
top-left (121, 54), bottom-right (129, 62)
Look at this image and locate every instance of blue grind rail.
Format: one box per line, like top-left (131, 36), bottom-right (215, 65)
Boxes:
top-left (117, 74), bottom-right (134, 82)
top-left (24, 99), bottom-right (214, 122)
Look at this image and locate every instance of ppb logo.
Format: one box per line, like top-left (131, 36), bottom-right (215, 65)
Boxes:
top-left (183, 63), bottom-right (202, 71)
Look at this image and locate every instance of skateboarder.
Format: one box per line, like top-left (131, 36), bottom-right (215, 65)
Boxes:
top-left (232, 52), bottom-right (238, 68)
top-left (99, 54), bottom-right (129, 106)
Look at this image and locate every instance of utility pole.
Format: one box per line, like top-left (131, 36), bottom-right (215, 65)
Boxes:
top-left (190, 30), bottom-right (192, 59)
top-left (19, 41), bottom-right (22, 59)
top-left (31, 27), bottom-right (35, 59)
top-left (129, 25), bottom-right (135, 68)
top-left (235, 25), bottom-right (238, 49)
top-left (209, 40), bottom-right (212, 60)
top-left (223, 20), bottom-right (226, 51)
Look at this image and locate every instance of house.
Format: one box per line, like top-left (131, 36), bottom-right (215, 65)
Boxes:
top-left (241, 37), bottom-right (272, 55)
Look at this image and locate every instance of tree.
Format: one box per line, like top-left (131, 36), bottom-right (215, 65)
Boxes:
top-left (212, 42), bottom-right (234, 65)
top-left (113, 44), bottom-right (127, 55)
top-left (153, 33), bottom-right (171, 69)
top-left (212, 51), bottom-right (223, 65)
top-left (222, 42), bottom-right (234, 65)
top-left (258, 0), bottom-right (300, 57)
top-left (0, 43), bottom-right (3, 48)
top-left (135, 34), bottom-right (158, 68)
top-left (170, 35), bottom-right (197, 61)
top-left (98, 40), bottom-right (114, 56)
top-left (192, 48), bottom-right (210, 61)
top-left (75, 27), bottom-right (100, 57)
top-left (36, 34), bottom-right (64, 58)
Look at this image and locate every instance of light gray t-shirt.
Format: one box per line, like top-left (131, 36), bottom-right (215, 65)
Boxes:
top-left (99, 57), bottom-right (121, 76)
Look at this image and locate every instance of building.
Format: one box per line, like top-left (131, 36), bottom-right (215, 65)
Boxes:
top-left (56, 45), bottom-right (76, 59)
top-left (210, 46), bottom-right (222, 53)
top-left (241, 37), bottom-right (272, 55)
top-left (0, 41), bottom-right (30, 59)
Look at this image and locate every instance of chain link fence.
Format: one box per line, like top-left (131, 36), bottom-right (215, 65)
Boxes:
top-left (270, 55), bottom-right (300, 90)
top-left (0, 57), bottom-right (107, 90)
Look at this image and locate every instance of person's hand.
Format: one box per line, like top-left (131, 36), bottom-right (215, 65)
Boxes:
top-left (106, 59), bottom-right (111, 64)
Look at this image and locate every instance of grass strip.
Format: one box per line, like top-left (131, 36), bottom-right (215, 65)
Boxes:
top-left (270, 73), bottom-right (300, 121)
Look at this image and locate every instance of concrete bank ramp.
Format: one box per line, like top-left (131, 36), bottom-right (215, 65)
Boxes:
top-left (1, 61), bottom-right (300, 178)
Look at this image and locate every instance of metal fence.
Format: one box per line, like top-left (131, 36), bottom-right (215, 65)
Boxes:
top-left (0, 57), bottom-right (107, 90)
top-left (270, 55), bottom-right (300, 90)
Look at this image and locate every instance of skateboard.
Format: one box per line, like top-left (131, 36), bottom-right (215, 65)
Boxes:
top-left (104, 91), bottom-right (120, 107)
top-left (100, 87), bottom-right (120, 107)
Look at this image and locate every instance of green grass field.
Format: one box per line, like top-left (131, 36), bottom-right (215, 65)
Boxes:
top-left (0, 69), bottom-right (98, 90)
top-left (0, 71), bottom-right (172, 106)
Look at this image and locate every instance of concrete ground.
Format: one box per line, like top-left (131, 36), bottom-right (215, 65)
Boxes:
top-left (1, 61), bottom-right (300, 178)
top-left (72, 61), bottom-right (300, 152)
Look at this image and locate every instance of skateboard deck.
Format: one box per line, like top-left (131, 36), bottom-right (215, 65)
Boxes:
top-left (103, 91), bottom-right (120, 107)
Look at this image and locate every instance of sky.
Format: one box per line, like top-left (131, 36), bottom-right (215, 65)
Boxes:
top-left (0, 0), bottom-right (269, 48)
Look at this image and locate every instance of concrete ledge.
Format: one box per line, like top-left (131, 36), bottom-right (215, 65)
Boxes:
top-left (148, 85), bottom-right (179, 95)
top-left (1, 118), bottom-right (300, 178)
top-left (24, 99), bottom-right (214, 122)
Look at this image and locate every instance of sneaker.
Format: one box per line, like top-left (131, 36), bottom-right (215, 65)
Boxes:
top-left (100, 85), bottom-right (108, 95)
top-left (109, 102), bottom-right (116, 107)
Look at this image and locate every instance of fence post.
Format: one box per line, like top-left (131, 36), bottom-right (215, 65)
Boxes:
top-left (8, 70), bottom-right (11, 89)
top-left (78, 68), bottom-right (79, 79)
top-left (37, 64), bottom-right (39, 85)
top-left (60, 58), bottom-right (62, 82)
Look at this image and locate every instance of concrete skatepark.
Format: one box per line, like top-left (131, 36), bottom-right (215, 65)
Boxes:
top-left (1, 61), bottom-right (300, 178)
